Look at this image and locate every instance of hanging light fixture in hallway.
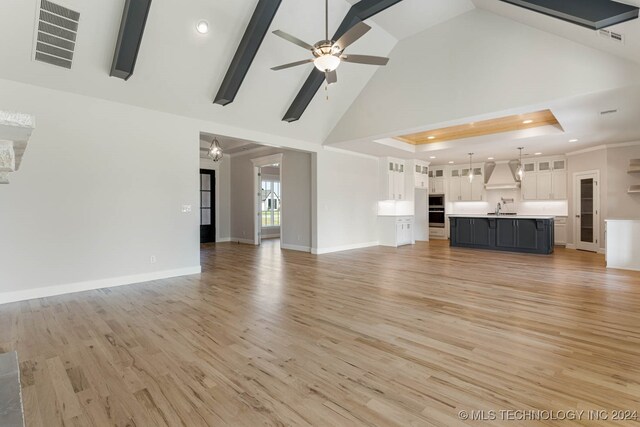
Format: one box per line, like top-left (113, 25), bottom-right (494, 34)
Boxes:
top-left (208, 137), bottom-right (223, 162)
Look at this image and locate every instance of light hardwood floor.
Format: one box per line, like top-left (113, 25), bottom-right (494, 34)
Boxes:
top-left (1, 240), bottom-right (640, 426)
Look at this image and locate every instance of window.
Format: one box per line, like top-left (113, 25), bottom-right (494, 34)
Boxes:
top-left (261, 179), bottom-right (281, 227)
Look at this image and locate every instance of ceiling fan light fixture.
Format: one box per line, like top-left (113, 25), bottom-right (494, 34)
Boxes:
top-left (314, 54), bottom-right (341, 72)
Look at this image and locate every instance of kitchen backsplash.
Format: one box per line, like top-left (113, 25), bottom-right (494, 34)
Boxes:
top-left (449, 190), bottom-right (568, 216)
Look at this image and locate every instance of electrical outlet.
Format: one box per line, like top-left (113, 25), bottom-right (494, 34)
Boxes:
top-left (150, 256), bottom-right (157, 264)
top-left (181, 205), bottom-right (192, 213)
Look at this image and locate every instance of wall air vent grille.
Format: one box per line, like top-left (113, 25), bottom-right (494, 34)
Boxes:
top-left (598, 29), bottom-right (625, 44)
top-left (33, 0), bottom-right (79, 69)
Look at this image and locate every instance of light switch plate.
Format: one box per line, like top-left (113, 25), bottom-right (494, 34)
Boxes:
top-left (182, 205), bottom-right (192, 213)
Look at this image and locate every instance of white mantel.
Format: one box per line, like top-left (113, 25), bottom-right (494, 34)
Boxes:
top-left (0, 111), bottom-right (36, 184)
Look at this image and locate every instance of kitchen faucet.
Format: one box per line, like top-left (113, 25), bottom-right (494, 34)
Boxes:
top-left (495, 202), bottom-right (502, 215)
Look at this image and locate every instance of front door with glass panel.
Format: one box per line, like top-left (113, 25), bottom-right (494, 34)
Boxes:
top-left (200, 169), bottom-right (216, 243)
top-left (575, 172), bottom-right (599, 252)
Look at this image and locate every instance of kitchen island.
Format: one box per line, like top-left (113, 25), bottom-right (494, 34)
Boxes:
top-left (449, 214), bottom-right (554, 254)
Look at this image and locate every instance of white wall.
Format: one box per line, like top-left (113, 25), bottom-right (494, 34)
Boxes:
top-left (230, 148), bottom-right (312, 250)
top-left (314, 150), bottom-right (379, 254)
top-left (327, 9), bottom-right (640, 144)
top-left (607, 144), bottom-right (640, 220)
top-left (199, 156), bottom-right (231, 241)
top-left (0, 79), bottom-right (201, 301)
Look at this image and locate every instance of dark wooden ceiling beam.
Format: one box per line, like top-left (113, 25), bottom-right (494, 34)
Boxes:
top-left (110, 0), bottom-right (153, 81)
top-left (500, 0), bottom-right (638, 30)
top-left (214, 0), bottom-right (282, 106)
top-left (282, 0), bottom-right (404, 123)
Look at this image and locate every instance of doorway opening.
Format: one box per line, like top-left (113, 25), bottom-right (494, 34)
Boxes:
top-left (251, 153), bottom-right (283, 247)
top-left (573, 170), bottom-right (600, 252)
top-left (259, 164), bottom-right (281, 244)
top-left (200, 169), bottom-right (216, 243)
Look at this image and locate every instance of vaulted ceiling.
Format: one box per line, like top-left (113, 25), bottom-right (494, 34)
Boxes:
top-left (0, 0), bottom-right (639, 162)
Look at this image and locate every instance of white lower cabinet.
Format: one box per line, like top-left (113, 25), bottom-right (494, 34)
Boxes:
top-left (379, 216), bottom-right (414, 247)
top-left (554, 216), bottom-right (567, 245)
top-left (429, 227), bottom-right (446, 239)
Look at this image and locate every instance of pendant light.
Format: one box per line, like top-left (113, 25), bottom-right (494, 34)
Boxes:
top-left (208, 137), bottom-right (223, 162)
top-left (517, 147), bottom-right (524, 180)
top-left (467, 153), bottom-right (474, 183)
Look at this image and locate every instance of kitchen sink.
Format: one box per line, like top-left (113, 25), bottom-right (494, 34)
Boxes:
top-left (486, 212), bottom-right (518, 216)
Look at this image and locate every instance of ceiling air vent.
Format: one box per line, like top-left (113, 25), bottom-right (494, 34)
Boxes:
top-left (33, 0), bottom-right (79, 69)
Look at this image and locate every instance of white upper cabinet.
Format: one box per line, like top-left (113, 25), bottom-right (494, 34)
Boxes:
top-left (428, 166), bottom-right (446, 194)
top-left (449, 169), bottom-right (461, 202)
top-left (522, 173), bottom-right (537, 200)
top-left (411, 160), bottom-right (430, 190)
top-left (380, 158), bottom-right (406, 201)
top-left (521, 156), bottom-right (567, 201)
top-left (448, 165), bottom-right (483, 201)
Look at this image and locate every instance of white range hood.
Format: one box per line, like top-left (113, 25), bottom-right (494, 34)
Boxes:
top-left (484, 161), bottom-right (521, 190)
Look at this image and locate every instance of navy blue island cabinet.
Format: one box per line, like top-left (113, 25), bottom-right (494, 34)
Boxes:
top-left (449, 215), bottom-right (554, 255)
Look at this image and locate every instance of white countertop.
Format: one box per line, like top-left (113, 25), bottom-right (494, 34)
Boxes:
top-left (605, 218), bottom-right (640, 222)
top-left (447, 214), bottom-right (556, 219)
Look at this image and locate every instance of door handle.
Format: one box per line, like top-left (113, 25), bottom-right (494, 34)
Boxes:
top-left (576, 215), bottom-right (581, 218)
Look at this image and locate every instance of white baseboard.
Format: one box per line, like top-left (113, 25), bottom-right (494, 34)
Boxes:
top-left (231, 237), bottom-right (256, 245)
top-left (216, 237), bottom-right (231, 243)
top-left (0, 266), bottom-right (202, 306)
top-left (261, 233), bottom-right (281, 239)
top-left (312, 241), bottom-right (379, 255)
top-left (280, 243), bottom-right (311, 252)
top-left (607, 264), bottom-right (640, 272)
top-left (564, 243), bottom-right (605, 254)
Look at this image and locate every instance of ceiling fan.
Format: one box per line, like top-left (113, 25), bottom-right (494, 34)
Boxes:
top-left (270, 0), bottom-right (390, 85)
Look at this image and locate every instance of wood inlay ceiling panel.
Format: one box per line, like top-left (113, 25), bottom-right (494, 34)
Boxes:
top-left (397, 109), bottom-right (561, 145)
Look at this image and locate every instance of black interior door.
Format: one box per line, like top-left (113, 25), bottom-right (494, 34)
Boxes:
top-left (200, 169), bottom-right (216, 243)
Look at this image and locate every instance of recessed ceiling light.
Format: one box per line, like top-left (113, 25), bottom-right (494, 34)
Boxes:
top-left (488, 157), bottom-right (494, 160)
top-left (427, 136), bottom-right (436, 140)
top-left (522, 119), bottom-right (533, 124)
top-left (430, 156), bottom-right (436, 159)
top-left (196, 20), bottom-right (210, 34)
top-left (535, 152), bottom-right (542, 156)
top-left (569, 138), bottom-right (579, 142)
top-left (448, 161), bottom-right (454, 164)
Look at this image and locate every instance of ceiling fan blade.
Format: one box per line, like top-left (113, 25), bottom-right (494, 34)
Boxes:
top-left (271, 59), bottom-right (314, 71)
top-left (325, 70), bottom-right (337, 85)
top-left (341, 54), bottom-right (389, 66)
top-left (272, 30), bottom-right (314, 51)
top-left (333, 22), bottom-right (371, 51)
